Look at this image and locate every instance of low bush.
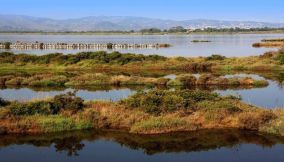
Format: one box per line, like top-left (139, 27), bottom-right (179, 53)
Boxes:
top-left (9, 101), bottom-right (53, 116)
top-left (206, 54), bottom-right (226, 61)
top-left (8, 92), bottom-right (84, 116)
top-left (121, 89), bottom-right (219, 115)
top-left (53, 92), bottom-right (84, 112)
top-left (0, 98), bottom-right (9, 107)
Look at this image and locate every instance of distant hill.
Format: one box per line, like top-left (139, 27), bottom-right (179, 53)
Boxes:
top-left (1, 15), bottom-right (284, 32)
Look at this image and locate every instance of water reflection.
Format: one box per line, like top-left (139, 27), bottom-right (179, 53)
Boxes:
top-left (215, 74), bottom-right (284, 109)
top-left (0, 86), bottom-right (138, 102)
top-left (1, 129), bottom-right (284, 162)
top-left (0, 72), bottom-right (283, 109)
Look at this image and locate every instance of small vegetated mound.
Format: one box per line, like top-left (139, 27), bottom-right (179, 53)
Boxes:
top-left (65, 73), bottom-right (170, 86)
top-left (167, 74), bottom-right (268, 87)
top-left (179, 62), bottom-right (213, 71)
top-left (0, 73), bottom-right (68, 87)
top-left (191, 40), bottom-right (211, 43)
top-left (0, 89), bottom-right (283, 136)
top-left (205, 54), bottom-right (226, 61)
top-left (253, 39), bottom-right (284, 48)
top-left (8, 92), bottom-right (84, 116)
top-left (253, 42), bottom-right (284, 48)
top-left (120, 89), bottom-right (219, 115)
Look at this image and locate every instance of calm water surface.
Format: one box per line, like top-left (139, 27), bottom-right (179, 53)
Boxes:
top-left (1, 129), bottom-right (284, 162)
top-left (216, 74), bottom-right (284, 109)
top-left (0, 74), bottom-right (283, 108)
top-left (0, 87), bottom-right (136, 102)
top-left (1, 34), bottom-right (284, 57)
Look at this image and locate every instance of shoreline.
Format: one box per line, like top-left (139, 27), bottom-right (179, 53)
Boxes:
top-left (1, 31), bottom-right (284, 36)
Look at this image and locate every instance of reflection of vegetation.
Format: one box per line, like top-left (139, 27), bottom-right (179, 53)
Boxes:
top-left (54, 136), bottom-right (85, 156)
top-left (1, 129), bottom-right (284, 156)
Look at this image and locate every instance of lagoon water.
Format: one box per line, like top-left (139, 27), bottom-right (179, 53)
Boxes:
top-left (1, 34), bottom-right (284, 161)
top-left (0, 87), bottom-right (136, 102)
top-left (1, 34), bottom-right (284, 57)
top-left (1, 130), bottom-right (284, 162)
top-left (0, 74), bottom-right (283, 109)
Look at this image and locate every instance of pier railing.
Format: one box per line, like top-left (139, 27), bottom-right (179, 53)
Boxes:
top-left (0, 42), bottom-right (171, 50)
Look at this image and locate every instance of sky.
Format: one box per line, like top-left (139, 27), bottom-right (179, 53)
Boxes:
top-left (0, 0), bottom-right (283, 22)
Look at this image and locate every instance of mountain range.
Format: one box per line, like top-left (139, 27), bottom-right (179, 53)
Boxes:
top-left (1, 15), bottom-right (284, 32)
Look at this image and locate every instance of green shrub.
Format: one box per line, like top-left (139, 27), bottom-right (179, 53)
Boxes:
top-left (9, 92), bottom-right (84, 116)
top-left (206, 55), bottom-right (226, 61)
top-left (162, 95), bottom-right (184, 112)
top-left (53, 92), bottom-right (84, 112)
top-left (9, 101), bottom-right (53, 116)
top-left (121, 89), bottom-right (219, 115)
top-left (0, 98), bottom-right (9, 107)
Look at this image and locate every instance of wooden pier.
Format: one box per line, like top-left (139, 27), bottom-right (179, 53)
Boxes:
top-left (0, 42), bottom-right (171, 50)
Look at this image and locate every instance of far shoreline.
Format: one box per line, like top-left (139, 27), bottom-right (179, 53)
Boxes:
top-left (1, 31), bottom-right (284, 36)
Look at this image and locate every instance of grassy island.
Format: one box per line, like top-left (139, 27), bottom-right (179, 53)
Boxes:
top-left (0, 47), bottom-right (284, 72)
top-left (0, 89), bottom-right (283, 136)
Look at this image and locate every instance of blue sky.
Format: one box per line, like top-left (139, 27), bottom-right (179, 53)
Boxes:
top-left (0, 0), bottom-right (283, 22)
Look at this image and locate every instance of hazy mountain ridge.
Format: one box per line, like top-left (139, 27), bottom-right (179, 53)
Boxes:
top-left (1, 15), bottom-right (284, 32)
